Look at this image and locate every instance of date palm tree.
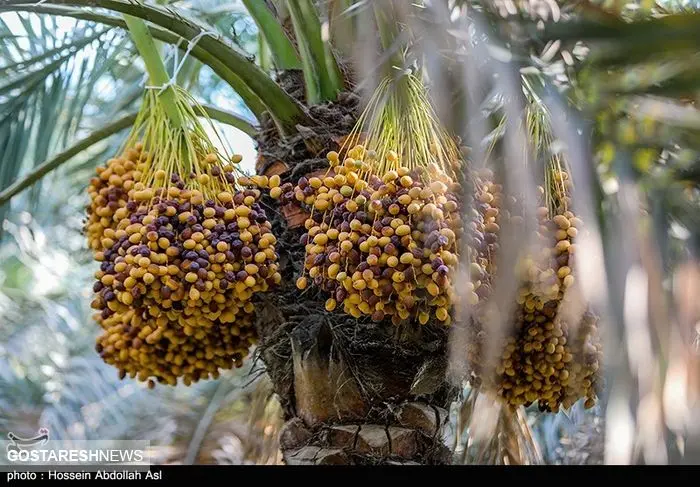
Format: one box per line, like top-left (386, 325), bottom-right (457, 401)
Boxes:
top-left (1, 0), bottom-right (700, 466)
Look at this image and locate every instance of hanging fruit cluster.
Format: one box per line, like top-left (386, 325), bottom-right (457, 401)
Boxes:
top-left (271, 74), bottom-right (464, 326)
top-left (86, 88), bottom-right (280, 387)
top-left (465, 166), bottom-right (602, 413)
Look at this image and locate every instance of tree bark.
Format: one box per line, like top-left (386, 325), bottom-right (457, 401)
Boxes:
top-left (278, 323), bottom-right (451, 465)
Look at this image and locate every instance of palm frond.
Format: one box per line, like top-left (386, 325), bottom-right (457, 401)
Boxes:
top-left (0, 0), bottom-right (308, 133)
top-left (0, 17), bottom-right (130, 231)
top-left (0, 3), bottom-right (274, 123)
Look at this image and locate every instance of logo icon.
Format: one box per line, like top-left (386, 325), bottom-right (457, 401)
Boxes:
top-left (6, 428), bottom-right (49, 453)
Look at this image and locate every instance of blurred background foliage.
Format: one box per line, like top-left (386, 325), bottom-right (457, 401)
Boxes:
top-left (1, 0), bottom-right (700, 464)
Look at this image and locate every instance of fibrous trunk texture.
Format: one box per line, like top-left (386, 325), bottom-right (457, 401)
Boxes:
top-left (253, 70), bottom-right (455, 465)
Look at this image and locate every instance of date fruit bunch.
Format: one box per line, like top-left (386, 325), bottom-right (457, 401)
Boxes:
top-left (87, 88), bottom-right (280, 387)
top-left (273, 74), bottom-right (465, 326)
top-left (465, 166), bottom-right (602, 412)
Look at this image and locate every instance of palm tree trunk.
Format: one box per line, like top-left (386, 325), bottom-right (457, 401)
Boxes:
top-left (276, 322), bottom-right (452, 465)
top-left (252, 81), bottom-right (455, 465)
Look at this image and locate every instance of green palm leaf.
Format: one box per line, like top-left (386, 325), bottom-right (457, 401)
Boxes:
top-left (242, 0), bottom-right (300, 70)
